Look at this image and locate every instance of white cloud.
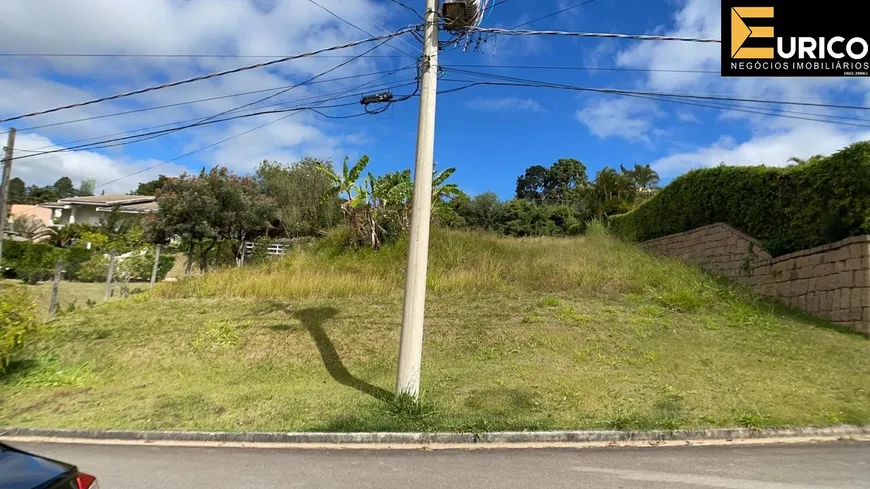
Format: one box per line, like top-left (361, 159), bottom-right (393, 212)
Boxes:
top-left (0, 0), bottom-right (414, 190)
top-left (676, 110), bottom-right (701, 123)
top-left (652, 123), bottom-right (870, 178)
top-left (9, 133), bottom-right (191, 194)
top-left (604, 0), bottom-right (870, 177)
top-left (575, 97), bottom-right (664, 143)
top-left (465, 97), bottom-right (545, 112)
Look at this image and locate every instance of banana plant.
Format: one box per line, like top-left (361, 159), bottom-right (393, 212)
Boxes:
top-left (316, 155), bottom-right (369, 205)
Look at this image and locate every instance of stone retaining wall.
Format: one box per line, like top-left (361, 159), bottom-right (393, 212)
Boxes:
top-left (642, 223), bottom-right (870, 336)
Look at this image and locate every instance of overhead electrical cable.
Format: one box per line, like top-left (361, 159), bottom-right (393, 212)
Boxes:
top-left (467, 27), bottom-right (721, 43)
top-left (2, 65), bottom-right (417, 136)
top-left (509, 0), bottom-right (603, 30)
top-left (436, 76), bottom-right (870, 128)
top-left (23, 78), bottom-right (420, 152)
top-left (388, 0), bottom-right (424, 20)
top-left (306, 0), bottom-right (420, 59)
top-left (445, 67), bottom-right (870, 111)
top-left (0, 28), bottom-right (413, 124)
top-left (23, 39), bottom-right (403, 154)
top-left (91, 71), bottom-right (420, 189)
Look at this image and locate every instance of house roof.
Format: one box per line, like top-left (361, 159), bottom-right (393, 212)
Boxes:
top-left (8, 205), bottom-right (53, 225)
top-left (96, 201), bottom-right (158, 214)
top-left (40, 195), bottom-right (156, 209)
top-left (60, 195), bottom-right (155, 206)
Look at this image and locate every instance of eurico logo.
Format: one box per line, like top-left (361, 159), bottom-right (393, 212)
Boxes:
top-left (722, 0), bottom-right (869, 77)
top-left (777, 37), bottom-right (870, 59)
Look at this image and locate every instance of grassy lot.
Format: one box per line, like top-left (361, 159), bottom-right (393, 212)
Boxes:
top-left (1, 280), bottom-right (150, 320)
top-left (1, 229), bottom-right (868, 432)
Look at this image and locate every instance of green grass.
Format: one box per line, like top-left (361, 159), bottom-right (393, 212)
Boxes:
top-left (1, 229), bottom-right (868, 432)
top-left (1, 280), bottom-right (150, 320)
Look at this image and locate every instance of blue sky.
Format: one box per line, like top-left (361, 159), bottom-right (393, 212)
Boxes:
top-left (1, 0), bottom-right (869, 198)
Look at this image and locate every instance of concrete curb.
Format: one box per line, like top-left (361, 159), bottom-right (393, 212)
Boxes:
top-left (2, 425), bottom-right (868, 446)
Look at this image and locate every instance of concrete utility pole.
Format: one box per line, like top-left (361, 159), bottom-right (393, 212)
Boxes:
top-left (395, 0), bottom-right (439, 399)
top-left (0, 128), bottom-right (16, 270)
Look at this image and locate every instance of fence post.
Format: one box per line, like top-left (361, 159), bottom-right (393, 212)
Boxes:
top-left (150, 244), bottom-right (162, 288)
top-left (239, 242), bottom-right (247, 267)
top-left (104, 250), bottom-right (116, 301)
top-left (48, 258), bottom-right (63, 318)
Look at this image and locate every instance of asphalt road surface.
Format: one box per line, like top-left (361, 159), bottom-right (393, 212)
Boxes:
top-left (6, 441), bottom-right (870, 488)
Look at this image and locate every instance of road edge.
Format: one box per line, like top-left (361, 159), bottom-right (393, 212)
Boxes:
top-left (1, 425), bottom-right (868, 449)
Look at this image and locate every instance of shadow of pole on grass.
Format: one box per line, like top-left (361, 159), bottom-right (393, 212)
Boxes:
top-left (293, 307), bottom-right (392, 402)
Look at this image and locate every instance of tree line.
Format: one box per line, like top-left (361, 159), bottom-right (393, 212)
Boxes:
top-left (447, 159), bottom-right (660, 237)
top-left (136, 156), bottom-right (659, 272)
top-left (6, 177), bottom-right (96, 205)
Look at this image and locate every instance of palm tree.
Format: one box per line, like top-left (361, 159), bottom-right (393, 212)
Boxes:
top-left (787, 154), bottom-right (825, 166)
top-left (620, 163), bottom-right (660, 192)
top-left (11, 215), bottom-right (55, 243)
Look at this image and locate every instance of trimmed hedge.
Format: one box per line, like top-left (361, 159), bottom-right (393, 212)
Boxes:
top-left (609, 141), bottom-right (870, 256)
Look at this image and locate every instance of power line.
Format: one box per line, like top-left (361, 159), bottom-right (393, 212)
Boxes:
top-left (18, 69), bottom-right (417, 169)
top-left (306, 0), bottom-right (419, 60)
top-left (92, 69), bottom-right (417, 189)
top-left (467, 27), bottom-right (721, 43)
top-left (3, 66), bottom-right (417, 136)
top-left (388, 0), bottom-right (424, 20)
top-left (23, 79), bottom-right (420, 154)
top-left (444, 63), bottom-right (719, 74)
top-left (11, 102), bottom-right (362, 161)
top-left (15, 72), bottom-right (419, 159)
top-left (510, 0), bottom-right (603, 29)
top-left (479, 0), bottom-right (516, 15)
top-left (47, 39), bottom-right (399, 156)
top-left (0, 53), bottom-right (406, 59)
top-left (0, 28), bottom-right (413, 124)
top-left (437, 74), bottom-right (870, 128)
top-left (22, 75), bottom-right (419, 152)
top-left (445, 68), bottom-right (870, 111)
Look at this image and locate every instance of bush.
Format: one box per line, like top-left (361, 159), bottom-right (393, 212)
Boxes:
top-left (64, 247), bottom-right (93, 279)
top-left (74, 254), bottom-right (109, 283)
top-left (2, 240), bottom-right (96, 282)
top-left (18, 243), bottom-right (64, 284)
top-left (116, 248), bottom-right (175, 282)
top-left (609, 141), bottom-right (870, 256)
top-left (0, 284), bottom-right (39, 372)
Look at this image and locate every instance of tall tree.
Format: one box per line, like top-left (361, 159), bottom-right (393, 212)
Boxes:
top-left (149, 167), bottom-right (274, 274)
top-left (621, 163), bottom-right (660, 192)
top-left (133, 175), bottom-right (170, 196)
top-left (544, 158), bottom-right (588, 202)
top-left (460, 191), bottom-right (504, 231)
top-left (7, 177), bottom-right (26, 204)
top-left (256, 158), bottom-right (339, 238)
top-left (515, 165), bottom-right (549, 201)
top-left (53, 177), bottom-right (77, 199)
top-left (25, 185), bottom-right (58, 204)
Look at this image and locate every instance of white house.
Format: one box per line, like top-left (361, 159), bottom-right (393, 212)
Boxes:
top-left (41, 195), bottom-right (157, 226)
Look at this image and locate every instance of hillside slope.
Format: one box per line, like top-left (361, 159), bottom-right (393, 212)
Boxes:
top-left (1, 229), bottom-right (868, 432)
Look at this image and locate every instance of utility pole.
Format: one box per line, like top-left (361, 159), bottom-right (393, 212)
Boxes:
top-left (0, 128), bottom-right (16, 270)
top-left (395, 0), bottom-right (439, 399)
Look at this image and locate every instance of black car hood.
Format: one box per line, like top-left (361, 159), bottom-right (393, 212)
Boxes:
top-left (0, 448), bottom-right (74, 489)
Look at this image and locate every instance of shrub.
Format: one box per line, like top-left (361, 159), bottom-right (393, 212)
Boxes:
top-left (18, 243), bottom-right (64, 284)
top-left (64, 246), bottom-right (93, 279)
top-left (609, 141), bottom-right (870, 256)
top-left (0, 284), bottom-right (39, 372)
top-left (116, 249), bottom-right (175, 282)
top-left (74, 254), bottom-right (109, 283)
top-left (1, 241), bottom-right (96, 282)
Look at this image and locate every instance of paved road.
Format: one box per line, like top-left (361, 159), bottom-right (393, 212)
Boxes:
top-left (6, 441), bottom-right (870, 488)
